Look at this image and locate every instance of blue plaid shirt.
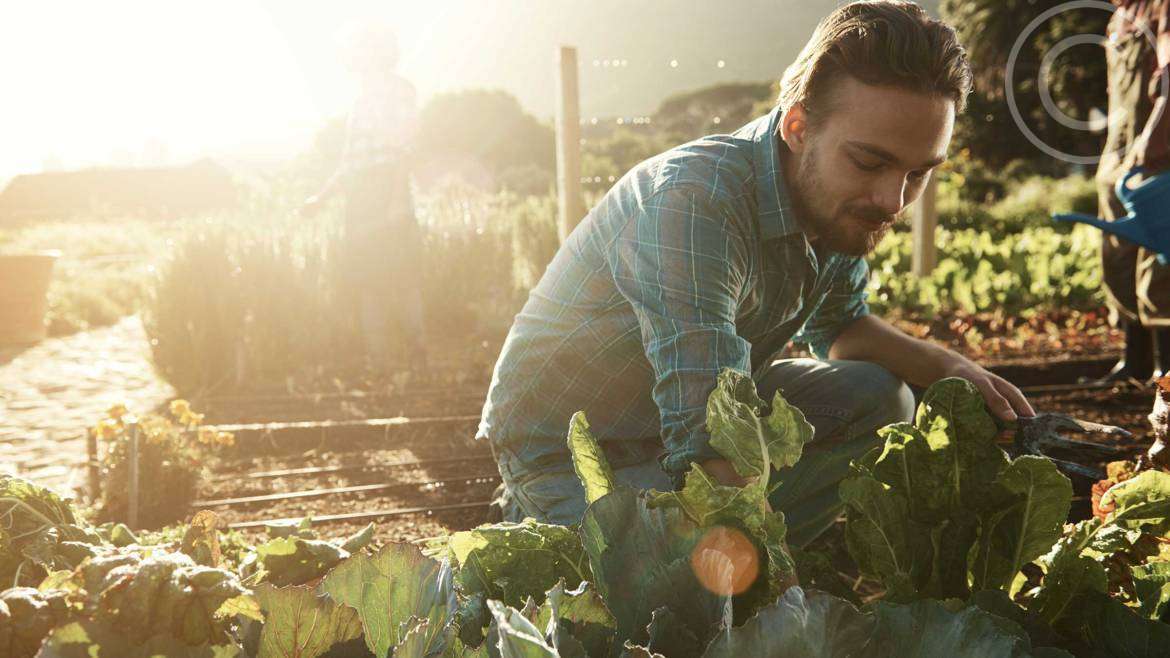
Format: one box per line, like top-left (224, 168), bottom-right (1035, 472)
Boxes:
top-left (478, 104), bottom-right (871, 486)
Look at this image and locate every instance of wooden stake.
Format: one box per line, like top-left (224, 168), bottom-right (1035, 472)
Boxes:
top-left (555, 46), bottom-right (585, 241)
top-left (912, 174), bottom-right (939, 277)
top-left (127, 422), bottom-right (140, 529)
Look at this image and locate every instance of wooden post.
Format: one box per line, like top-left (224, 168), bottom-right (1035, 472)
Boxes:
top-left (555, 46), bottom-right (585, 242)
top-left (86, 429), bottom-right (101, 502)
top-left (912, 175), bottom-right (939, 277)
top-left (127, 421), bottom-right (140, 528)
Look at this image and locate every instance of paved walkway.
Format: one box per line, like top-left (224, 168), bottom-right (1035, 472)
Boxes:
top-left (0, 315), bottom-right (173, 496)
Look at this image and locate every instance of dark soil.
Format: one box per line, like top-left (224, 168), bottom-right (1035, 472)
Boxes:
top-left (191, 310), bottom-right (1144, 549)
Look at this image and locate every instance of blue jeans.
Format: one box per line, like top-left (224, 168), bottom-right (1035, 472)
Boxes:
top-left (492, 359), bottom-right (916, 547)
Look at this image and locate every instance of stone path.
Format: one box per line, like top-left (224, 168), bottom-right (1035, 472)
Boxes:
top-left (0, 315), bottom-right (173, 497)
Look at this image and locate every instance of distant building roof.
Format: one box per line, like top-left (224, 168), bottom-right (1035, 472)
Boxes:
top-left (0, 159), bottom-right (240, 223)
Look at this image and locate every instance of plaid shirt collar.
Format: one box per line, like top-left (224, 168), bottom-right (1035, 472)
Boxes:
top-left (736, 103), bottom-right (804, 241)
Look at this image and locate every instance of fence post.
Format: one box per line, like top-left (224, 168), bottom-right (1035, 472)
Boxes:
top-left (912, 175), bottom-right (939, 277)
top-left (127, 421), bottom-right (140, 528)
top-left (555, 46), bottom-right (585, 242)
top-left (86, 429), bottom-right (101, 502)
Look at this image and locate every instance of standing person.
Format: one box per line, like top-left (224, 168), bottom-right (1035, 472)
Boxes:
top-left (478, 1), bottom-right (1034, 548)
top-left (302, 24), bottom-right (428, 378)
top-left (1097, 0), bottom-right (1170, 382)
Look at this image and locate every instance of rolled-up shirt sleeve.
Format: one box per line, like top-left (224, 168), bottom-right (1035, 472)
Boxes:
top-left (792, 257), bottom-right (871, 360)
top-left (606, 186), bottom-right (752, 488)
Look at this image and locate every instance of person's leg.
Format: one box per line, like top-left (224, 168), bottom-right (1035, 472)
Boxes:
top-left (755, 358), bottom-right (915, 547)
top-left (494, 441), bottom-right (671, 525)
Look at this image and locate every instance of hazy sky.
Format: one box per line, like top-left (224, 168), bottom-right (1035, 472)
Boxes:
top-left (0, 1), bottom-right (938, 179)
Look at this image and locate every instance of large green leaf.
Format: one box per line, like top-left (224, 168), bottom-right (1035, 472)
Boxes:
top-left (705, 369), bottom-right (812, 486)
top-left (972, 456), bottom-right (1072, 591)
top-left (321, 543), bottom-right (455, 658)
top-left (914, 377), bottom-right (1000, 448)
top-left (700, 587), bottom-right (873, 657)
top-left (839, 471), bottom-right (917, 601)
top-left (1030, 526), bottom-right (1108, 628)
top-left (1065, 590), bottom-right (1170, 657)
top-left (1101, 470), bottom-right (1170, 535)
top-left (1131, 562), bottom-right (1170, 621)
top-left (566, 412), bottom-right (615, 505)
top-left (579, 485), bottom-right (723, 650)
top-left (867, 598), bottom-right (1069, 657)
top-left (253, 584), bottom-right (362, 658)
top-left (449, 519), bottom-right (590, 610)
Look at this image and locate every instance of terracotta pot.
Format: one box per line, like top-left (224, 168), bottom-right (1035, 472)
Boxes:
top-left (0, 251), bottom-right (59, 345)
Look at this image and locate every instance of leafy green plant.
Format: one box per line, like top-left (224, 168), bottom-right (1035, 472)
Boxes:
top-left (841, 378), bottom-right (1071, 601)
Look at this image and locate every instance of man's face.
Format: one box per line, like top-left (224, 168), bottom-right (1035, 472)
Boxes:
top-left (782, 77), bottom-right (955, 256)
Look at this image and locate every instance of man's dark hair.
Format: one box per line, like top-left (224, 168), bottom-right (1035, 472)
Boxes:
top-left (778, 1), bottom-right (973, 123)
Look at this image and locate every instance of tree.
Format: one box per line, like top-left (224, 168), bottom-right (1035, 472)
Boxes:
top-left (941, 0), bottom-right (1109, 171)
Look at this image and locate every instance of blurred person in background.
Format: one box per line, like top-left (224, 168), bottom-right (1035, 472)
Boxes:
top-left (1097, 0), bottom-right (1170, 383)
top-left (302, 23), bottom-right (428, 379)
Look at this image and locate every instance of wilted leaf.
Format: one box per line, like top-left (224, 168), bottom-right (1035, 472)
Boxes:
top-left (488, 600), bottom-right (558, 658)
top-left (531, 580), bottom-right (615, 658)
top-left (705, 369), bottom-right (811, 485)
top-left (339, 523), bottom-right (375, 554)
top-left (181, 511), bottom-right (222, 567)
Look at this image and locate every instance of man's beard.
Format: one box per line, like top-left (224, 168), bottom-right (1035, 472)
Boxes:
top-left (788, 147), bottom-right (896, 257)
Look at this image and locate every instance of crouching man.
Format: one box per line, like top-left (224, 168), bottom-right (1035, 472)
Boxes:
top-left (477, 1), bottom-right (1034, 547)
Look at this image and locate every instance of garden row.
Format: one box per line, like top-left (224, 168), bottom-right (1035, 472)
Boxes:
top-left (3, 373), bottom-right (1169, 656)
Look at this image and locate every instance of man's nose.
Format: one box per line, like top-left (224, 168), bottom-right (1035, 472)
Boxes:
top-left (872, 176), bottom-right (908, 217)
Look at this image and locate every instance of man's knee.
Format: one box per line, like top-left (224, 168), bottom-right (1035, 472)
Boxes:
top-left (845, 361), bottom-right (915, 429)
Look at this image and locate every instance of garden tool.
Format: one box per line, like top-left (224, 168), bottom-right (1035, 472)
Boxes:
top-left (1004, 413), bottom-right (1130, 481)
top-left (1053, 167), bottom-right (1170, 264)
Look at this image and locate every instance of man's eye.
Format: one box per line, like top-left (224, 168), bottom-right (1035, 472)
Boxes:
top-left (908, 169), bottom-right (930, 181)
top-left (850, 156), bottom-right (881, 172)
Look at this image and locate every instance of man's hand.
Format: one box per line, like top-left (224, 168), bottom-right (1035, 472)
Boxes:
top-left (942, 357), bottom-right (1035, 422)
top-left (700, 458), bottom-right (775, 513)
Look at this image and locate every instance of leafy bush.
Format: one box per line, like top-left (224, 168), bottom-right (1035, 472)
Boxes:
top-left (868, 225), bottom-right (1104, 318)
top-left (93, 401), bottom-right (232, 529)
top-left (147, 188), bottom-right (558, 394)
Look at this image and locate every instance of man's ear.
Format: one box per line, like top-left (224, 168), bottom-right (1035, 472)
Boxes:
top-left (779, 103), bottom-right (810, 155)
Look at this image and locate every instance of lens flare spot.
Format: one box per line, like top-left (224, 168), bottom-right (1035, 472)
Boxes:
top-left (690, 526), bottom-right (758, 596)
